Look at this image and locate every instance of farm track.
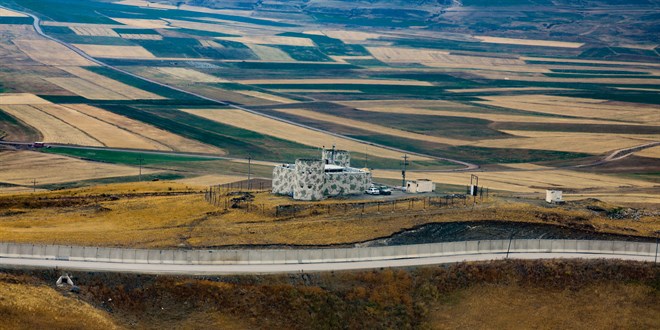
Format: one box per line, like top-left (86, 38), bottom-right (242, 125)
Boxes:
top-left (2, 5), bottom-right (478, 172)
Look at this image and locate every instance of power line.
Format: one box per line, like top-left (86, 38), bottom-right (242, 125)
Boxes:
top-left (137, 155), bottom-right (144, 181)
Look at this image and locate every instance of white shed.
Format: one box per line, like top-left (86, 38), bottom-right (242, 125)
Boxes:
top-left (546, 190), bottom-right (563, 203)
top-left (406, 179), bottom-right (435, 193)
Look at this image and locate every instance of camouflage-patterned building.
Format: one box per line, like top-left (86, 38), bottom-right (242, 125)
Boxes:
top-left (272, 148), bottom-right (372, 201)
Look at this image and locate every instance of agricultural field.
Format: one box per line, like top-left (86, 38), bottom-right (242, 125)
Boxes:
top-left (0, 0), bottom-right (656, 200)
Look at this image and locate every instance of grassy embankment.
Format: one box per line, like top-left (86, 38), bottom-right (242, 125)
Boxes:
top-left (1, 259), bottom-right (658, 329)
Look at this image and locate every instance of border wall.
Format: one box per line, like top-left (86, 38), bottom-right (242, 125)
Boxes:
top-left (0, 240), bottom-right (657, 265)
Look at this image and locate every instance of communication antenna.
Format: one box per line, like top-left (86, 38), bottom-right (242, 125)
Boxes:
top-left (401, 154), bottom-right (409, 188)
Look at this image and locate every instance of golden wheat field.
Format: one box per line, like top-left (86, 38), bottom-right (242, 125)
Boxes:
top-left (0, 93), bottom-right (51, 105)
top-left (35, 104), bottom-right (171, 150)
top-left (67, 104), bottom-right (224, 154)
top-left (72, 44), bottom-right (156, 58)
top-left (0, 104), bottom-right (103, 146)
top-left (0, 151), bottom-right (158, 185)
top-left (246, 43), bottom-right (294, 61)
top-left (58, 66), bottom-right (164, 99)
top-left (12, 39), bottom-right (97, 66)
top-left (182, 108), bottom-right (430, 160)
top-left (44, 77), bottom-right (129, 100)
top-left (153, 67), bottom-right (228, 83)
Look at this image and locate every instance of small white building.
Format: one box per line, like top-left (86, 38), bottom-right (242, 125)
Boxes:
top-left (406, 179), bottom-right (435, 193)
top-left (546, 190), bottom-right (563, 203)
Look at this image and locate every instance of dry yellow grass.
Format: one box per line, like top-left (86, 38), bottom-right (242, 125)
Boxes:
top-left (35, 104), bottom-right (170, 150)
top-left (564, 193), bottom-right (660, 204)
top-left (0, 150), bottom-right (157, 185)
top-left (475, 131), bottom-right (658, 154)
top-left (235, 78), bottom-right (433, 86)
top-left (474, 35), bottom-right (584, 48)
top-left (155, 67), bottom-right (228, 83)
top-left (272, 108), bottom-right (468, 145)
top-left (476, 94), bottom-right (660, 124)
top-left (635, 146), bottom-right (660, 159)
top-left (0, 281), bottom-right (119, 329)
top-left (119, 33), bottom-right (163, 40)
top-left (182, 109), bottom-right (430, 161)
top-left (372, 168), bottom-right (657, 193)
top-left (69, 26), bottom-right (119, 37)
top-left (45, 77), bottom-right (129, 100)
top-left (234, 91), bottom-right (298, 104)
top-left (246, 43), bottom-right (294, 61)
top-left (427, 283), bottom-right (660, 329)
top-left (12, 39), bottom-right (97, 66)
top-left (0, 186), bottom-right (46, 194)
top-left (217, 36), bottom-right (314, 47)
top-left (0, 93), bottom-right (51, 105)
top-left (59, 66), bottom-right (164, 99)
top-left (174, 174), bottom-right (246, 188)
top-left (1, 185), bottom-right (658, 248)
top-left (0, 8), bottom-right (27, 17)
top-left (68, 103), bottom-right (223, 154)
top-left (73, 44), bottom-right (156, 58)
top-left (109, 17), bottom-right (171, 28)
top-left (0, 105), bottom-right (103, 146)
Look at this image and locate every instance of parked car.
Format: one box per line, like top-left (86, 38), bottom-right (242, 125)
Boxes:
top-left (378, 186), bottom-right (392, 195)
top-left (365, 187), bottom-right (380, 195)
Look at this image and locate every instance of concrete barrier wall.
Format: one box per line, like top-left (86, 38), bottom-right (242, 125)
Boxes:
top-left (0, 240), bottom-right (656, 265)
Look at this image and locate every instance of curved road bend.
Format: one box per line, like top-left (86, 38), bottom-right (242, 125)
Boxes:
top-left (2, 5), bottom-right (478, 171)
top-left (0, 252), bottom-right (653, 275)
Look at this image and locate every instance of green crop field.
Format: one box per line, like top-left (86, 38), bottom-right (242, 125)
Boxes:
top-left (43, 146), bottom-right (214, 165)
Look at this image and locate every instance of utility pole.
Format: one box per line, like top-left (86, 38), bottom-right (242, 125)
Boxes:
top-left (247, 155), bottom-right (252, 190)
top-left (365, 145), bottom-right (368, 168)
top-left (137, 155), bottom-right (144, 181)
top-left (401, 154), bottom-right (409, 188)
top-left (32, 179), bottom-right (37, 193)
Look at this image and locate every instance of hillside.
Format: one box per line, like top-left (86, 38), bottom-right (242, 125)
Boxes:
top-left (1, 259), bottom-right (658, 329)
